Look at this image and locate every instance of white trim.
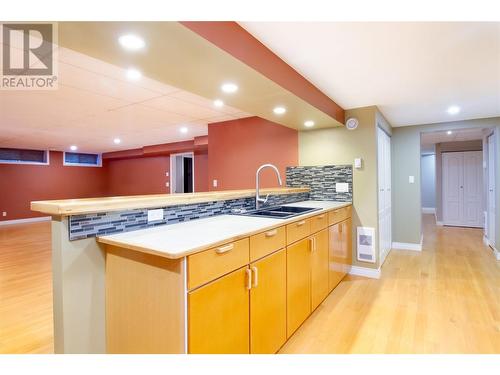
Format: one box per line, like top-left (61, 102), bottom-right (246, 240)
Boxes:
top-left (495, 248), bottom-right (500, 261)
top-left (392, 235), bottom-right (423, 251)
top-left (422, 207), bottom-right (436, 214)
top-left (170, 152), bottom-right (195, 194)
top-left (0, 216), bottom-right (51, 226)
top-left (349, 265), bottom-right (381, 279)
top-left (436, 221), bottom-right (444, 226)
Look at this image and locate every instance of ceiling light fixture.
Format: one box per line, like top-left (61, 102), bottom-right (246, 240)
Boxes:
top-left (447, 105), bottom-right (460, 115)
top-left (213, 99), bottom-right (224, 108)
top-left (180, 126), bottom-right (188, 134)
top-left (70, 145), bottom-right (78, 151)
top-left (273, 106), bottom-right (286, 115)
top-left (118, 34), bottom-right (145, 51)
top-left (447, 131), bottom-right (453, 135)
top-left (304, 120), bottom-right (315, 128)
top-left (113, 138), bottom-right (121, 144)
top-left (221, 83), bottom-right (238, 93)
top-left (126, 68), bottom-right (142, 81)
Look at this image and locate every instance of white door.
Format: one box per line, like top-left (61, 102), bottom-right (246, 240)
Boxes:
top-left (378, 128), bottom-right (392, 264)
top-left (442, 151), bottom-right (483, 227)
top-left (487, 135), bottom-right (496, 246)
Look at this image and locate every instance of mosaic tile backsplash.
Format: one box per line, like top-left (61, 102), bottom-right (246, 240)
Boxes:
top-left (69, 191), bottom-right (310, 240)
top-left (286, 165), bottom-right (353, 202)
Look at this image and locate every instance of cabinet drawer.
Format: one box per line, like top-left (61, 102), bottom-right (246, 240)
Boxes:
top-left (310, 212), bottom-right (328, 233)
top-left (249, 226), bottom-right (286, 262)
top-left (187, 238), bottom-right (249, 290)
top-left (286, 218), bottom-right (311, 245)
top-left (328, 205), bottom-right (352, 225)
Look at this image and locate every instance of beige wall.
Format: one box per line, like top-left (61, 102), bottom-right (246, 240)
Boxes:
top-left (299, 106), bottom-right (382, 269)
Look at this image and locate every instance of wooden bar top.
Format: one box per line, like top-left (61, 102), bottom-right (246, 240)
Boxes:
top-left (30, 187), bottom-right (309, 216)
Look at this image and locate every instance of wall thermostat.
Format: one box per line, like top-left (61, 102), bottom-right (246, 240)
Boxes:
top-left (346, 117), bottom-right (359, 130)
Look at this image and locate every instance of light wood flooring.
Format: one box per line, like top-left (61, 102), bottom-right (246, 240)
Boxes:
top-left (0, 215), bottom-right (498, 354)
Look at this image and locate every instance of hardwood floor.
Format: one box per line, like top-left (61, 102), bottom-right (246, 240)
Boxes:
top-left (280, 214), bottom-right (500, 353)
top-left (0, 221), bottom-right (53, 354)
top-left (0, 215), bottom-right (498, 354)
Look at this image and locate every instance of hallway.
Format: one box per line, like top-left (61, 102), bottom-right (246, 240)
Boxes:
top-left (281, 214), bottom-right (500, 353)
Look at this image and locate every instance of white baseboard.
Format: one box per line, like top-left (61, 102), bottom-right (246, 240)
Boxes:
top-left (349, 265), bottom-right (381, 279)
top-left (392, 235), bottom-right (423, 252)
top-left (0, 216), bottom-right (51, 226)
top-left (436, 221), bottom-right (444, 226)
top-left (422, 207), bottom-right (436, 214)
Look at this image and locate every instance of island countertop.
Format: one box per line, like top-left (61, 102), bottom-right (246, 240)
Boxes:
top-left (97, 200), bottom-right (351, 259)
top-left (30, 187), bottom-right (309, 216)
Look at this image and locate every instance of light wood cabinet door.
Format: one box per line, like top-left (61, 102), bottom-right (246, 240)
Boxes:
top-left (286, 238), bottom-right (311, 338)
top-left (250, 249), bottom-right (287, 354)
top-left (188, 267), bottom-right (250, 354)
top-left (311, 228), bottom-right (329, 310)
top-left (328, 223), bottom-right (344, 291)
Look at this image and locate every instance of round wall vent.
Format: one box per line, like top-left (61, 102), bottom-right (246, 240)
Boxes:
top-left (345, 117), bottom-right (359, 130)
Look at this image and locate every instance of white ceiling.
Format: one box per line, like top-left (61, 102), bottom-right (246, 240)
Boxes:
top-left (0, 35), bottom-right (249, 154)
top-left (421, 127), bottom-right (486, 146)
top-left (240, 22), bottom-right (500, 127)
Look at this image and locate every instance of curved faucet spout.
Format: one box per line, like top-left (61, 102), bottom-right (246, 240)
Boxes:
top-left (256, 164), bottom-right (283, 210)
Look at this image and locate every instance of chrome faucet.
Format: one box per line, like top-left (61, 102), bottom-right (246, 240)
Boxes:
top-left (255, 164), bottom-right (283, 210)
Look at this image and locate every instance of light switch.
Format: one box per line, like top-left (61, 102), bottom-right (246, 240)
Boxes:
top-left (354, 158), bottom-right (362, 169)
top-left (147, 209), bottom-right (164, 223)
top-left (409, 175), bottom-right (415, 184)
top-left (165, 182), bottom-right (169, 187)
top-left (213, 179), bottom-right (218, 188)
top-left (2, 211), bottom-right (6, 217)
top-left (165, 172), bottom-right (169, 177)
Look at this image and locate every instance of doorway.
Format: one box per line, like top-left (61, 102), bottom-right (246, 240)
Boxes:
top-left (486, 133), bottom-right (496, 248)
top-left (170, 152), bottom-right (194, 193)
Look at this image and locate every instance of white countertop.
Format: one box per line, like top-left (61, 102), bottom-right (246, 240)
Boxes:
top-left (97, 200), bottom-right (351, 259)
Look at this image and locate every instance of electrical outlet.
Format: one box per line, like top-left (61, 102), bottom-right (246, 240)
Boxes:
top-left (147, 209), bottom-right (164, 223)
top-left (213, 179), bottom-right (218, 188)
top-left (2, 211), bottom-right (6, 217)
top-left (165, 182), bottom-right (170, 187)
top-left (166, 172), bottom-right (169, 177)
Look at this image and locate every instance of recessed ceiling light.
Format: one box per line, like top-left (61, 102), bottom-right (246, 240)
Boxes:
top-left (221, 83), bottom-right (238, 93)
top-left (273, 106), bottom-right (286, 115)
top-left (126, 68), bottom-right (142, 81)
top-left (447, 105), bottom-right (460, 115)
top-left (180, 126), bottom-right (188, 134)
top-left (70, 145), bottom-right (78, 151)
top-left (113, 138), bottom-right (121, 144)
top-left (118, 34), bottom-right (145, 51)
top-left (213, 99), bottom-right (224, 108)
top-left (447, 131), bottom-right (453, 135)
top-left (304, 120), bottom-right (315, 128)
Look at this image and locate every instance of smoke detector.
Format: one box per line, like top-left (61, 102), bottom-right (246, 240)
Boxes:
top-left (345, 117), bottom-right (359, 130)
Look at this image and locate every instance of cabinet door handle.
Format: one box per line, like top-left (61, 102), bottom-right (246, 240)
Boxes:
top-left (246, 268), bottom-right (252, 290)
top-left (251, 266), bottom-right (258, 288)
top-left (265, 229), bottom-right (278, 237)
top-left (297, 220), bottom-right (306, 227)
top-left (309, 237), bottom-right (315, 252)
top-left (215, 243), bottom-right (234, 254)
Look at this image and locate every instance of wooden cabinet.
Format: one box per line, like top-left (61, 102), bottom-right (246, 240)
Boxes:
top-left (286, 238), bottom-right (312, 337)
top-left (328, 218), bottom-right (352, 292)
top-left (286, 218), bottom-right (311, 244)
top-left (249, 226), bottom-right (286, 262)
top-left (311, 228), bottom-right (329, 310)
top-left (249, 249), bottom-right (287, 354)
top-left (188, 267), bottom-right (250, 354)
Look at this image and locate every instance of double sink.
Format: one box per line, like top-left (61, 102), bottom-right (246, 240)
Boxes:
top-left (233, 205), bottom-right (321, 219)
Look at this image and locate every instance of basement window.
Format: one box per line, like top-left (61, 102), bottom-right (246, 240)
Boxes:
top-left (63, 152), bottom-right (102, 167)
top-left (0, 148), bottom-right (49, 165)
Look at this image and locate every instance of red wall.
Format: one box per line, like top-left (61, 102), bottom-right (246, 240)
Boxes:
top-left (208, 116), bottom-right (298, 190)
top-left (0, 151), bottom-right (107, 221)
top-left (194, 151), bottom-right (209, 192)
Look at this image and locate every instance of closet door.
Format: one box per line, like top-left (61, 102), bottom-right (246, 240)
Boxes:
top-left (443, 152), bottom-right (464, 226)
top-left (463, 151), bottom-right (483, 227)
top-left (487, 135), bottom-right (496, 245)
top-left (378, 128), bottom-right (392, 264)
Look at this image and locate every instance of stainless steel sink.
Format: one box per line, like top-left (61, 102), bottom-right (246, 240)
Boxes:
top-left (232, 205), bottom-right (321, 219)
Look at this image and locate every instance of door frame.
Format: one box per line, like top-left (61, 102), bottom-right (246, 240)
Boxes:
top-left (486, 132), bottom-right (496, 248)
top-left (170, 152), bottom-right (195, 194)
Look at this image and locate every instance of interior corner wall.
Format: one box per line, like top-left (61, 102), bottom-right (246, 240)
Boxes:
top-left (207, 116), bottom-right (298, 190)
top-left (298, 106), bottom-right (380, 269)
top-left (392, 117), bottom-right (500, 246)
top-left (421, 154), bottom-right (436, 210)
